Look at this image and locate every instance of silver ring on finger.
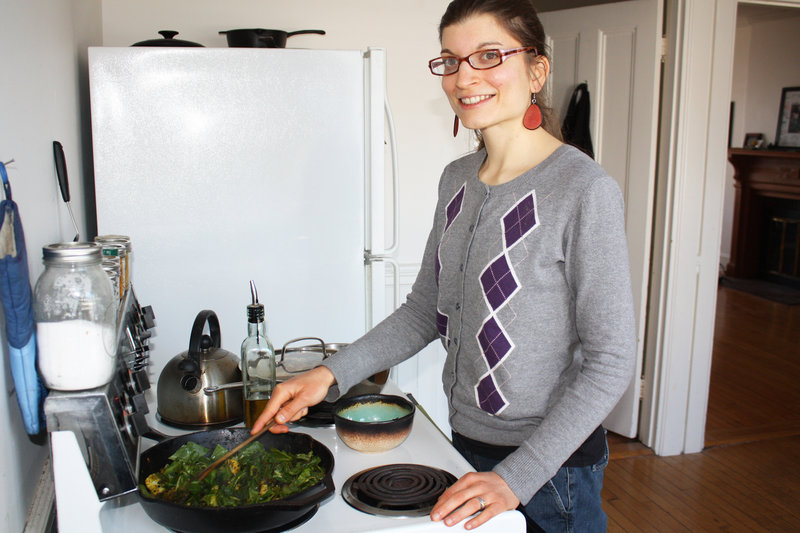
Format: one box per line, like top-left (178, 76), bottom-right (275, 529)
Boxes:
top-left (476, 496), bottom-right (486, 512)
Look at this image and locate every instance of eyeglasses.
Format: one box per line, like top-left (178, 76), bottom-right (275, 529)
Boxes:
top-left (428, 47), bottom-right (537, 76)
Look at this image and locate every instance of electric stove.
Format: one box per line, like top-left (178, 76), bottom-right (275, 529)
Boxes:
top-left (46, 292), bottom-right (525, 532)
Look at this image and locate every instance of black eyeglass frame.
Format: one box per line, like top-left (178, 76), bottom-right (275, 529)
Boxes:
top-left (428, 46), bottom-right (537, 76)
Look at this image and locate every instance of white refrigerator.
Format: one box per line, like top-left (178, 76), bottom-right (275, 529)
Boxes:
top-left (89, 46), bottom-right (397, 377)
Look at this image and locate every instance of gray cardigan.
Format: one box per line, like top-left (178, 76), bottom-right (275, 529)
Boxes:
top-left (324, 144), bottom-right (636, 504)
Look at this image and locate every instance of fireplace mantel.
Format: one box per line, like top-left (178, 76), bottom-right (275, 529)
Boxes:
top-left (726, 149), bottom-right (800, 279)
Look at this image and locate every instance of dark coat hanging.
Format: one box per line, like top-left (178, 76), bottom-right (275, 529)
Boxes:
top-left (561, 82), bottom-right (595, 160)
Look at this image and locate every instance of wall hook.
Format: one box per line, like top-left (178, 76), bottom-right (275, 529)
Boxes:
top-left (0, 160), bottom-right (12, 201)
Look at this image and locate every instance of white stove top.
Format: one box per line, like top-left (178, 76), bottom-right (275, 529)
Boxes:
top-left (51, 384), bottom-right (525, 533)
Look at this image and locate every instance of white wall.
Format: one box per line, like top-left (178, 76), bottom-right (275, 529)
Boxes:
top-left (720, 7), bottom-right (800, 267)
top-left (0, 0), bottom-right (102, 529)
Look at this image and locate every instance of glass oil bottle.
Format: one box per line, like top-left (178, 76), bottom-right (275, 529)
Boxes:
top-left (241, 281), bottom-right (276, 427)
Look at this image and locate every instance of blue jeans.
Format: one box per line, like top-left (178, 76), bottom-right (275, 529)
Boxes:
top-left (452, 433), bottom-right (608, 533)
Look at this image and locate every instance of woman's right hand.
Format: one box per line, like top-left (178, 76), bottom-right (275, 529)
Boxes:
top-left (250, 365), bottom-right (336, 434)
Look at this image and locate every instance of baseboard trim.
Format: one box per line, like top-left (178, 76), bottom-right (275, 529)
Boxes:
top-left (24, 456), bottom-right (56, 533)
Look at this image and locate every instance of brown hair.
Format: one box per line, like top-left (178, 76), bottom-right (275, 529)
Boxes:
top-left (439, 0), bottom-right (562, 141)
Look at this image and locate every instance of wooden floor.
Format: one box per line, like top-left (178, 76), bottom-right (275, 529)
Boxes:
top-left (705, 286), bottom-right (800, 446)
top-left (602, 285), bottom-right (800, 532)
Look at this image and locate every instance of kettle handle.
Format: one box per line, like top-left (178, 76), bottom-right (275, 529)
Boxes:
top-left (188, 310), bottom-right (222, 357)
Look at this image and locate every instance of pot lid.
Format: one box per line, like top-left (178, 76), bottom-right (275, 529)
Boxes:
top-left (132, 30), bottom-right (204, 47)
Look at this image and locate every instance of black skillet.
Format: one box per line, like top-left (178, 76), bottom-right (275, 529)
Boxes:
top-left (137, 428), bottom-right (335, 533)
top-left (219, 28), bottom-right (325, 48)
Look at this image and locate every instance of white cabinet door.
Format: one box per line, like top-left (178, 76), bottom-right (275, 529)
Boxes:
top-left (541, 0), bottom-right (662, 438)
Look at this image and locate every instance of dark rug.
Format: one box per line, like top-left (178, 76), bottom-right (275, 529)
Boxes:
top-left (719, 277), bottom-right (800, 305)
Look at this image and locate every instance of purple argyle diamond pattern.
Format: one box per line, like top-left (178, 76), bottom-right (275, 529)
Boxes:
top-left (436, 184), bottom-right (466, 286)
top-left (474, 191), bottom-right (538, 416)
top-left (503, 193), bottom-right (537, 248)
top-left (480, 255), bottom-right (519, 311)
top-left (445, 185), bottom-right (466, 231)
top-left (476, 374), bottom-right (507, 414)
top-left (436, 310), bottom-right (449, 345)
top-left (477, 316), bottom-right (512, 369)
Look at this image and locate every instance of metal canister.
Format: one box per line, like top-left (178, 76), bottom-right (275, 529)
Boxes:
top-left (95, 235), bottom-right (132, 298)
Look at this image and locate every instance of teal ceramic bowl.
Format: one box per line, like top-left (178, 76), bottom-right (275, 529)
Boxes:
top-left (333, 394), bottom-right (415, 452)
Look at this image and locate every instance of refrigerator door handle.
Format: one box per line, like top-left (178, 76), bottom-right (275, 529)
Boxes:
top-left (364, 251), bottom-right (400, 311)
top-left (382, 97), bottom-right (399, 257)
top-left (364, 96), bottom-right (401, 311)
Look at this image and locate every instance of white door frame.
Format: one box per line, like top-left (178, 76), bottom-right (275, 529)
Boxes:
top-left (643, 0), bottom-right (800, 456)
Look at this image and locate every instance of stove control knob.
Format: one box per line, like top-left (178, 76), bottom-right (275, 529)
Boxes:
top-left (136, 328), bottom-right (153, 341)
top-left (132, 392), bottom-right (150, 414)
top-left (141, 305), bottom-right (156, 330)
top-left (121, 411), bottom-right (137, 441)
top-left (132, 368), bottom-right (151, 392)
top-left (129, 409), bottom-right (151, 438)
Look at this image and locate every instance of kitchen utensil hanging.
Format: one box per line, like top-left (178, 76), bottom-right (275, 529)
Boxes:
top-left (219, 28), bottom-right (325, 48)
top-left (52, 141), bottom-right (79, 241)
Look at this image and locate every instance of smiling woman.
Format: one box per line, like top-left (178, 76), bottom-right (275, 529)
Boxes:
top-left (251, 1), bottom-right (638, 532)
top-left (436, 2), bottom-right (562, 153)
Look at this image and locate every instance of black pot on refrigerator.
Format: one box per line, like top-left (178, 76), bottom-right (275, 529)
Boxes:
top-left (219, 28), bottom-right (325, 48)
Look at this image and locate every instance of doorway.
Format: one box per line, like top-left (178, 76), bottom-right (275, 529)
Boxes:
top-left (708, 2), bottom-right (800, 447)
top-left (536, 0), bottom-right (800, 455)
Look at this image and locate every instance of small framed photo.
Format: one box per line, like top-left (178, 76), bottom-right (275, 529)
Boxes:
top-left (775, 86), bottom-right (800, 149)
top-left (743, 132), bottom-right (763, 149)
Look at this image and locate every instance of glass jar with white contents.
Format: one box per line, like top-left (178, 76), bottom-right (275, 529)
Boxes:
top-left (34, 242), bottom-right (118, 390)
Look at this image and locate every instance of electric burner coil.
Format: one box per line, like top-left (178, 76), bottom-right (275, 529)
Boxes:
top-left (341, 464), bottom-right (457, 517)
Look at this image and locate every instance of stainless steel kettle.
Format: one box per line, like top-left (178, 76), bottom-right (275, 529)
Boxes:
top-left (157, 310), bottom-right (243, 427)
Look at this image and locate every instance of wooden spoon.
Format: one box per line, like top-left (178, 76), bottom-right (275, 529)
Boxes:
top-left (196, 419), bottom-right (276, 481)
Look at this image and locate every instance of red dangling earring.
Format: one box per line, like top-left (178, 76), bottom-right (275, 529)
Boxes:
top-left (453, 114), bottom-right (460, 137)
top-left (523, 93), bottom-right (542, 130)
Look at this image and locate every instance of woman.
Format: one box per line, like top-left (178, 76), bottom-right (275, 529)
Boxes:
top-left (253, 1), bottom-right (636, 531)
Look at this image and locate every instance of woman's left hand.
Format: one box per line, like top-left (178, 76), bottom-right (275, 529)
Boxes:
top-left (430, 471), bottom-right (520, 529)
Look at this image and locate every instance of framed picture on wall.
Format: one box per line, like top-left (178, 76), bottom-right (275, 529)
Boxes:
top-left (744, 133), bottom-right (764, 149)
top-left (775, 86), bottom-right (800, 149)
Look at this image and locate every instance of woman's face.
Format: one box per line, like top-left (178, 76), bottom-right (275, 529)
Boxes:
top-left (440, 13), bottom-right (540, 135)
